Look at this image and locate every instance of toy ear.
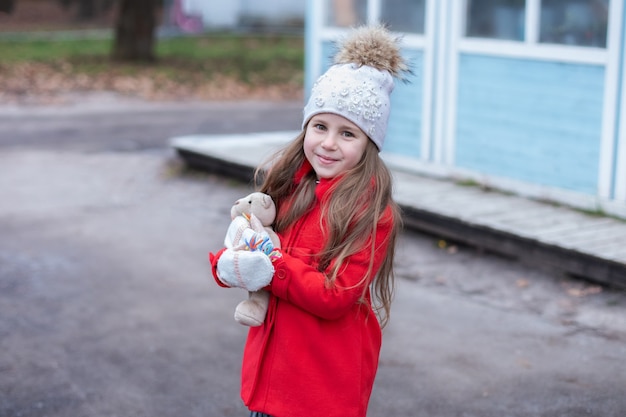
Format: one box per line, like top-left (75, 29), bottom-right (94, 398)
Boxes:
top-left (261, 194), bottom-right (272, 209)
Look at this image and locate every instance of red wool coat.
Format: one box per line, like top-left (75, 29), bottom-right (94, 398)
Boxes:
top-left (210, 163), bottom-right (394, 417)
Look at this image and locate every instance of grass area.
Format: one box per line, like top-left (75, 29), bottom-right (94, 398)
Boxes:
top-left (0, 37), bottom-right (111, 61)
top-left (0, 33), bottom-right (304, 93)
top-left (154, 34), bottom-right (304, 84)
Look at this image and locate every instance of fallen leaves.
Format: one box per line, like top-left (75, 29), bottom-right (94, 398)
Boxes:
top-left (0, 60), bottom-right (303, 104)
top-left (437, 239), bottom-right (458, 254)
top-left (564, 284), bottom-right (603, 298)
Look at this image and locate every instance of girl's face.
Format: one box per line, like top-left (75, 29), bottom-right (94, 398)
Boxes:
top-left (303, 113), bottom-right (369, 179)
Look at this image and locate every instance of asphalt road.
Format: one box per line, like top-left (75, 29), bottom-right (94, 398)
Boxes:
top-left (1, 94), bottom-right (625, 417)
top-left (0, 93), bottom-right (303, 152)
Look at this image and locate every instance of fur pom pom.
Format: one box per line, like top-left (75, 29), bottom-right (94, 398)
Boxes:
top-left (334, 25), bottom-right (408, 78)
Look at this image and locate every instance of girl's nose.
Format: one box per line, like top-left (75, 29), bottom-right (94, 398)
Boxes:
top-left (321, 133), bottom-right (337, 149)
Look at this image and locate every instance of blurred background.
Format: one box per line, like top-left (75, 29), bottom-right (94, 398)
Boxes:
top-left (0, 0), bottom-right (306, 103)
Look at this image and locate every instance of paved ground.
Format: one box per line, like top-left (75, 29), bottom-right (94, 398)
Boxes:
top-left (1, 96), bottom-right (625, 416)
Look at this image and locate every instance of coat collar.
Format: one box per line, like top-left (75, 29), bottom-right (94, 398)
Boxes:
top-left (294, 160), bottom-right (342, 200)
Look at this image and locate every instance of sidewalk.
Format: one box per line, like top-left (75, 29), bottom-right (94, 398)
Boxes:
top-left (171, 131), bottom-right (626, 290)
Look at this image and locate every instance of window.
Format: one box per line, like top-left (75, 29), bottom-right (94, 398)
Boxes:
top-left (325, 0), bottom-right (368, 27)
top-left (465, 0), bottom-right (610, 48)
top-left (466, 0), bottom-right (526, 41)
top-left (380, 0), bottom-right (426, 34)
top-left (325, 0), bottom-right (426, 33)
top-left (540, 0), bottom-right (609, 47)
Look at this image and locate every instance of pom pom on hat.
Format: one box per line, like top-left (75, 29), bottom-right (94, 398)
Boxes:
top-left (303, 25), bottom-right (408, 151)
top-left (334, 24), bottom-right (408, 78)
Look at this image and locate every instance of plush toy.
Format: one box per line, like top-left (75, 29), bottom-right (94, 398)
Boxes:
top-left (223, 192), bottom-right (280, 327)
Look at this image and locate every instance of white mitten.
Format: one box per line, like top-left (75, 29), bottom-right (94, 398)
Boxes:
top-left (216, 248), bottom-right (274, 291)
top-left (224, 216), bottom-right (252, 249)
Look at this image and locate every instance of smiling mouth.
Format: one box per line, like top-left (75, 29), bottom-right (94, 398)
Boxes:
top-left (316, 154), bottom-right (337, 164)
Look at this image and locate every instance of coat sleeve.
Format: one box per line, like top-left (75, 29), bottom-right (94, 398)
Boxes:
top-left (209, 248), bottom-right (229, 288)
top-left (268, 208), bottom-right (394, 320)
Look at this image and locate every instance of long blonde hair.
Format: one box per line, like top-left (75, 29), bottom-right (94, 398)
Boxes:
top-left (255, 130), bottom-right (402, 327)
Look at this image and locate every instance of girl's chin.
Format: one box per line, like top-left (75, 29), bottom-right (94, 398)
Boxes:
top-left (313, 167), bottom-right (340, 179)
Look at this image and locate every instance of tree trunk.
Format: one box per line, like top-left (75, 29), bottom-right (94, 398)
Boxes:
top-left (77, 0), bottom-right (96, 19)
top-left (0, 0), bottom-right (15, 14)
top-left (112, 0), bottom-right (159, 62)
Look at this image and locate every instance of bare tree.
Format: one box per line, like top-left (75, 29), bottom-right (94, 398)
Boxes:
top-left (58, 0), bottom-right (115, 20)
top-left (111, 0), bottom-right (160, 62)
top-left (60, 0), bottom-right (161, 63)
top-left (0, 0), bottom-right (15, 14)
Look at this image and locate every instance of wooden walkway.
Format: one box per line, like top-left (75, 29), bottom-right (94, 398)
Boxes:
top-left (171, 132), bottom-right (626, 289)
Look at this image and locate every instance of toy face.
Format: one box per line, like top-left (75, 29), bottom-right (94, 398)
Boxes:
top-left (230, 193), bottom-right (276, 226)
top-left (231, 197), bottom-right (252, 218)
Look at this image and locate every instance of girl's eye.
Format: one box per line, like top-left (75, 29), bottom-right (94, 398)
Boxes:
top-left (314, 123), bottom-right (326, 131)
top-left (342, 131), bottom-right (355, 138)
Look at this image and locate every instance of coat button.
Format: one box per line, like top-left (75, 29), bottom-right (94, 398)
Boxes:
top-left (276, 269), bottom-right (286, 279)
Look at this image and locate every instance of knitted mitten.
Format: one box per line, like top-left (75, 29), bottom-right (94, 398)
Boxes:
top-left (224, 216), bottom-right (252, 249)
top-left (216, 249), bottom-right (274, 291)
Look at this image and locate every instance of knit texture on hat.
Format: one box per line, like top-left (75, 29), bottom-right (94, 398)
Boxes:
top-left (303, 25), bottom-right (408, 151)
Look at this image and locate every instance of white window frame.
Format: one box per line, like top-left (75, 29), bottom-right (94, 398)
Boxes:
top-left (459, 0), bottom-right (609, 65)
top-left (313, 0), bottom-right (429, 60)
top-left (610, 0), bottom-right (626, 202)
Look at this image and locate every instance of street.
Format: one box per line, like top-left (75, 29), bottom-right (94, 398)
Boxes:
top-left (0, 95), bottom-right (625, 417)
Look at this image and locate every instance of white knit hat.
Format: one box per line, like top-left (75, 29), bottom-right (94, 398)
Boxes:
top-left (302, 25), bottom-right (408, 151)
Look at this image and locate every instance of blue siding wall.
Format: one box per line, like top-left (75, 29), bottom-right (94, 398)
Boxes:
top-left (320, 41), bottom-right (336, 69)
top-left (384, 49), bottom-right (423, 158)
top-left (304, 0), bottom-right (316, 94)
top-left (305, 41), bottom-right (337, 101)
top-left (455, 54), bottom-right (604, 195)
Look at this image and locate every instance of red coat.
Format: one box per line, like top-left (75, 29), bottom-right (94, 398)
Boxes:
top-left (210, 163), bottom-right (394, 417)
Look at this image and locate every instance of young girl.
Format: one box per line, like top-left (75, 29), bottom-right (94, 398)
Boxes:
top-left (210, 25), bottom-right (408, 417)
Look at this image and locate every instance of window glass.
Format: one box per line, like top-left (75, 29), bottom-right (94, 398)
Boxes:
top-left (465, 0), bottom-right (526, 41)
top-left (325, 0), bottom-right (368, 27)
top-left (380, 0), bottom-right (426, 34)
top-left (540, 0), bottom-right (609, 47)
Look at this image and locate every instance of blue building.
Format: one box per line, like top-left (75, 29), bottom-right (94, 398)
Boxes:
top-left (169, 0), bottom-right (305, 30)
top-left (305, 0), bottom-right (626, 219)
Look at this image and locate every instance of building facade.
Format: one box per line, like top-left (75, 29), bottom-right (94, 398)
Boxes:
top-left (305, 0), bottom-right (626, 219)
top-left (169, 0), bottom-right (305, 31)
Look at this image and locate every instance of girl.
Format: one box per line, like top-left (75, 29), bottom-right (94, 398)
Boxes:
top-left (210, 25), bottom-right (408, 417)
